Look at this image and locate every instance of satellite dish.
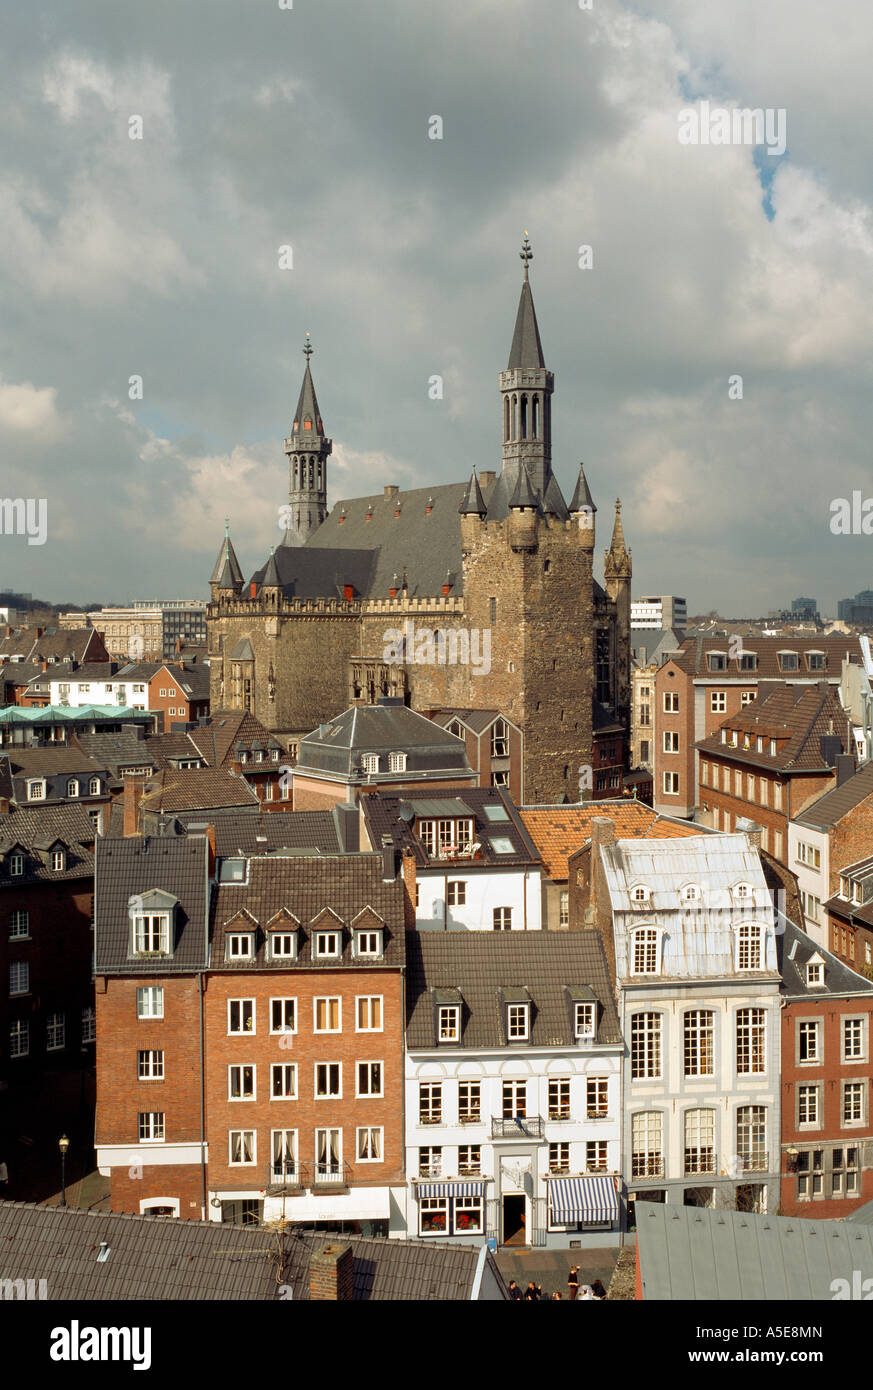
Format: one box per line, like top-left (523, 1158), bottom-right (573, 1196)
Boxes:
top-left (399, 802), bottom-right (414, 823)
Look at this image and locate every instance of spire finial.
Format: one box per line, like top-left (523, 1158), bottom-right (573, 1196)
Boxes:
top-left (520, 231), bottom-right (533, 281)
top-left (303, 332), bottom-right (313, 360)
top-left (224, 516), bottom-right (230, 538)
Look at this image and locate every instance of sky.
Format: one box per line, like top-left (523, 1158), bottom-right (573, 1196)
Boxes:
top-left (1, 0), bottom-right (872, 615)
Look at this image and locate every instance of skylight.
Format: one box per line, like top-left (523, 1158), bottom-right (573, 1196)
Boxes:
top-left (482, 805), bottom-right (510, 822)
top-left (489, 836), bottom-right (514, 854)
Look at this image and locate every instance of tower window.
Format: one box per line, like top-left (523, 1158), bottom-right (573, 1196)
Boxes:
top-left (304, 417), bottom-right (312, 431)
top-left (532, 395), bottom-right (539, 437)
top-left (490, 597), bottom-right (497, 624)
top-left (520, 394), bottom-right (528, 439)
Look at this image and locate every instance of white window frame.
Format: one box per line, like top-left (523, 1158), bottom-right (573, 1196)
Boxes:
top-left (226, 932), bottom-right (254, 961)
top-left (228, 1130), bottom-right (256, 1165)
top-left (138, 1049), bottom-right (164, 1080)
top-left (574, 1001), bottom-right (595, 1039)
top-left (136, 986), bottom-right (164, 1020)
top-left (354, 929), bottom-right (382, 958)
top-left (227, 998), bottom-right (255, 1034)
top-left (631, 926), bottom-right (659, 975)
top-left (138, 1112), bottom-right (166, 1143)
top-left (269, 998), bottom-right (297, 1035)
top-left (314, 1062), bottom-right (342, 1099)
top-left (46, 1012), bottom-right (65, 1051)
top-left (314, 996), bottom-right (341, 1033)
top-left (9, 910), bottom-right (29, 939)
top-left (662, 731), bottom-right (680, 753)
top-left (438, 1005), bottom-right (460, 1041)
top-left (313, 930), bottom-right (341, 960)
top-left (269, 932), bottom-right (297, 960)
top-left (356, 1126), bottom-right (384, 1163)
top-left (271, 1063), bottom-right (298, 1100)
top-left (662, 771), bottom-right (680, 795)
top-left (356, 1060), bottom-right (383, 1098)
top-left (355, 995), bottom-right (382, 1032)
top-left (9, 961), bottom-right (29, 996)
top-left (228, 1064), bottom-right (256, 1101)
top-left (506, 1003), bottom-right (530, 1041)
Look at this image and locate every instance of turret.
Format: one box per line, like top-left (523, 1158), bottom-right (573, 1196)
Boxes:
top-left (210, 519), bottom-right (244, 601)
top-left (570, 462), bottom-right (596, 550)
top-left (498, 235), bottom-right (555, 503)
top-left (282, 334), bottom-right (331, 547)
top-left (508, 461), bottom-right (540, 552)
top-left (260, 546), bottom-right (282, 607)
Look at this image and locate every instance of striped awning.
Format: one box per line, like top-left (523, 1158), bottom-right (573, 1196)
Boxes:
top-left (416, 1181), bottom-right (484, 1199)
top-left (549, 1175), bottom-right (618, 1224)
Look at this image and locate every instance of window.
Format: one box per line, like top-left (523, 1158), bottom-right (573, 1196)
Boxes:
top-left (800, 891), bottom-right (821, 924)
top-left (737, 921), bottom-right (763, 970)
top-left (8, 853), bottom-right (23, 876)
top-left (831, 1147), bottom-right (859, 1197)
top-left (27, 781), bottom-right (44, 801)
top-left (137, 987), bottom-right (163, 1019)
top-left (313, 931), bottom-right (341, 959)
top-left (586, 1141), bottom-right (608, 1172)
top-left (506, 1003), bottom-right (529, 1040)
top-left (388, 752), bottom-right (407, 773)
top-left (419, 1195), bottom-right (448, 1234)
top-left (418, 1146), bottom-right (442, 1177)
top-left (66, 779), bottom-right (79, 797)
top-left (315, 1063), bottom-right (342, 1098)
top-left (9, 962), bottom-right (28, 996)
top-left (229, 1130), bottom-right (256, 1165)
top-left (663, 692), bottom-right (679, 712)
top-left (632, 927), bottom-right (659, 975)
top-left (843, 1082), bottom-right (865, 1125)
top-left (357, 1127), bottom-right (383, 1162)
top-left (438, 1006), bottom-right (459, 1041)
top-left (356, 1061), bottom-right (383, 1097)
top-left (559, 890), bottom-right (569, 927)
top-left (314, 1127), bottom-right (342, 1181)
top-left (314, 997), bottom-right (341, 1032)
top-left (459, 1082), bottom-right (481, 1122)
top-left (493, 907), bottom-right (512, 931)
top-left (778, 651), bottom-right (798, 672)
top-left (10, 1019), bottom-right (29, 1057)
top-left (683, 1011), bottom-right (714, 1077)
top-left (271, 1064), bottom-right (297, 1099)
top-left (447, 880), bottom-right (466, 907)
top-left (682, 884), bottom-right (701, 903)
top-left (587, 1077), bottom-right (608, 1119)
top-left (81, 1007), bottom-right (96, 1043)
top-left (736, 1008), bottom-right (766, 1074)
top-left (271, 1130), bottom-right (297, 1180)
top-left (548, 1078), bottom-right (570, 1120)
top-left (710, 691), bottom-right (726, 713)
top-left (797, 841), bottom-right (822, 870)
top-left (228, 999), bottom-right (255, 1034)
top-left (354, 929), bottom-right (382, 958)
top-left (269, 933), bottom-right (297, 960)
top-left (798, 1085), bottom-right (820, 1126)
top-left (575, 1002), bottom-right (595, 1039)
top-left (741, 691), bottom-right (755, 706)
top-left (738, 652), bottom-right (757, 671)
top-left (228, 1065), bottom-right (255, 1100)
top-left (491, 718), bottom-right (509, 757)
top-left (46, 1013), bottom-right (65, 1051)
top-left (631, 1111), bottom-right (663, 1177)
top-left (89, 777), bottom-right (100, 795)
top-left (9, 910), bottom-right (29, 939)
top-left (844, 1017), bottom-right (866, 1061)
top-left (502, 1080), bottom-right (526, 1119)
top-left (139, 1113), bottom-right (165, 1142)
top-left (270, 998), bottom-right (296, 1034)
top-left (663, 731), bottom-right (680, 753)
top-left (132, 914), bottom-right (170, 955)
top-left (226, 932), bottom-right (253, 960)
top-left (662, 772), bottom-right (680, 795)
top-left (418, 817), bottom-right (474, 858)
top-left (361, 754), bottom-right (380, 774)
top-left (356, 996), bottom-right (382, 1032)
top-left (549, 1142), bottom-right (570, 1175)
top-left (736, 1106), bottom-right (767, 1170)
top-left (631, 1013), bottom-right (661, 1079)
top-left (458, 1144), bottom-right (481, 1175)
top-left (684, 1109), bottom-right (715, 1174)
top-left (138, 1050), bottom-right (164, 1079)
top-left (420, 1083), bottom-right (442, 1125)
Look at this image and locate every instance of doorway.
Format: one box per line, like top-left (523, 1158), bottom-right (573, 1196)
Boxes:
top-left (502, 1194), bottom-right (527, 1245)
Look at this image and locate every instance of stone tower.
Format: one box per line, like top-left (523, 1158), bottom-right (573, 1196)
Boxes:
top-left (604, 498), bottom-right (632, 726)
top-left (282, 335), bottom-right (331, 547)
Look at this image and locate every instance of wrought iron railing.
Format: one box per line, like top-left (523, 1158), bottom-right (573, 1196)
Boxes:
top-left (491, 1116), bottom-right (545, 1139)
top-left (265, 1160), bottom-right (352, 1193)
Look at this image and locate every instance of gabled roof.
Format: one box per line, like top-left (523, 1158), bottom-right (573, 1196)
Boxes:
top-left (793, 760), bottom-right (873, 830)
top-left (671, 633), bottom-right (863, 680)
top-left (94, 835), bottom-right (210, 973)
top-left (3, 747), bottom-right (107, 778)
top-left (779, 915), bottom-right (873, 998)
top-left (139, 769), bottom-right (260, 813)
top-left (519, 799), bottom-right (705, 881)
top-left (697, 683), bottom-right (853, 774)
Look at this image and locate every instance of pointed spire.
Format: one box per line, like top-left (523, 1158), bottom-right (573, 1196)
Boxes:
top-left (569, 463), bottom-right (597, 515)
top-left (508, 234), bottom-right (545, 369)
top-left (291, 335), bottom-right (323, 434)
top-left (509, 460), bottom-right (538, 510)
top-left (262, 545), bottom-right (281, 589)
top-left (459, 469), bottom-right (487, 516)
top-left (210, 521), bottom-right (244, 587)
top-left (609, 498), bottom-right (627, 555)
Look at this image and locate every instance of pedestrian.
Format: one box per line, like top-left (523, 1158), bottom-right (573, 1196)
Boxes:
top-left (535, 1283), bottom-right (544, 1301)
top-left (523, 1281), bottom-right (537, 1300)
top-left (567, 1265), bottom-right (580, 1300)
top-left (550, 1290), bottom-right (562, 1300)
top-left (590, 1278), bottom-right (607, 1300)
top-left (508, 1279), bottom-right (522, 1301)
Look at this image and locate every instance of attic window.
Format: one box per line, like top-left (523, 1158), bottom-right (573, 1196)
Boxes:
top-left (9, 853), bottom-right (24, 877)
top-left (738, 652), bottom-right (757, 671)
top-left (806, 652), bottom-right (826, 671)
top-left (778, 651), bottom-right (799, 672)
top-left (389, 752), bottom-right (407, 773)
top-left (220, 858), bottom-right (247, 883)
top-left (226, 932), bottom-right (254, 961)
top-left (708, 652), bottom-right (727, 672)
top-left (132, 914), bottom-right (170, 956)
top-left (67, 779), bottom-right (79, 797)
top-left (362, 755), bottom-right (380, 774)
top-left (575, 1002), bottom-right (595, 1039)
top-left (631, 885), bottom-right (651, 904)
top-left (51, 849), bottom-right (66, 872)
top-left (269, 932), bottom-right (297, 960)
top-left (806, 960), bottom-right (825, 987)
top-left (682, 884), bottom-right (701, 902)
top-left (506, 1003), bottom-right (530, 1041)
top-left (734, 883), bottom-right (752, 900)
top-left (769, 739), bottom-right (777, 756)
top-left (27, 781), bottom-right (45, 801)
top-left (313, 931), bottom-right (341, 960)
top-left (354, 928), bottom-right (383, 959)
top-left (438, 1006), bottom-right (460, 1042)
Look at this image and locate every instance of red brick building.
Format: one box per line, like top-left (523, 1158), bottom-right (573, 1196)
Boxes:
top-left (111, 661), bottom-right (211, 729)
top-left (779, 918), bottom-right (873, 1217)
top-left (424, 708), bottom-right (524, 801)
top-left (95, 833), bottom-right (410, 1231)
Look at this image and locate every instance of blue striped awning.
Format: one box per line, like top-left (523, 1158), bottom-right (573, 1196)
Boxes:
top-left (416, 1181), bottom-right (484, 1199)
top-left (549, 1176), bottom-right (618, 1225)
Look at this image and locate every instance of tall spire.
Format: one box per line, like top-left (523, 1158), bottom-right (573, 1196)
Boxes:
top-left (499, 234), bottom-right (558, 508)
top-left (210, 519), bottom-right (243, 592)
top-left (569, 463), bottom-right (596, 515)
top-left (605, 499), bottom-right (632, 579)
top-left (283, 334), bottom-right (331, 547)
top-left (459, 469), bottom-right (487, 517)
top-left (508, 234), bottom-right (545, 370)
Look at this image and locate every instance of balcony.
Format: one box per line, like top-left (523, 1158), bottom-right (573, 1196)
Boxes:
top-left (631, 1156), bottom-right (664, 1178)
top-left (491, 1116), bottom-right (545, 1140)
top-left (264, 1160), bottom-right (351, 1196)
top-left (684, 1152), bottom-right (717, 1177)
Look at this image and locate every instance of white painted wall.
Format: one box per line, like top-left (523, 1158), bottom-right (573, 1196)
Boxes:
top-left (788, 821), bottom-right (829, 946)
top-left (415, 867), bottom-right (542, 931)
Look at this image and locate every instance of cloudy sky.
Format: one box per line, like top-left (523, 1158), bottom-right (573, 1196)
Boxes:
top-left (2, 0), bottom-right (872, 615)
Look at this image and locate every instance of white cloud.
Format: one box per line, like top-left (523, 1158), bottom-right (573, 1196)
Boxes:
top-left (0, 380), bottom-right (63, 438)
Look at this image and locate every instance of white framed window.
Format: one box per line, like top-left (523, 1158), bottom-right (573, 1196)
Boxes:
top-left (438, 1006), bottom-right (460, 1041)
top-left (574, 1002), bottom-right (595, 1039)
top-left (388, 752), bottom-right (407, 773)
top-left (228, 998), bottom-right (255, 1034)
top-left (506, 1003), bottom-right (529, 1040)
top-left (139, 1112), bottom-right (165, 1142)
top-left (315, 1062), bottom-right (342, 1098)
top-left (271, 1129), bottom-right (297, 1180)
top-left (586, 1141), bottom-right (608, 1172)
top-left (683, 1010), bottom-right (714, 1077)
top-left (663, 692), bottom-right (679, 712)
top-left (491, 717), bottom-right (509, 757)
top-left (10, 855), bottom-right (24, 876)
top-left (419, 1195), bottom-right (448, 1235)
top-left (710, 691), bottom-right (726, 713)
top-left (270, 998), bottom-right (296, 1034)
top-left (684, 1108), bottom-right (716, 1175)
top-left (662, 731), bottom-right (680, 753)
top-left (315, 1128), bottom-right (342, 1180)
top-left (226, 932), bottom-right (254, 961)
top-left (843, 1017), bottom-right (867, 1063)
top-left (132, 914), bottom-right (170, 955)
top-left (9, 1019), bottom-right (29, 1057)
top-left (27, 781), bottom-right (44, 801)
top-left (502, 1080), bottom-right (526, 1118)
top-left (9, 961), bottom-right (29, 996)
top-left (843, 1082), bottom-right (865, 1125)
top-left (66, 779), bottom-right (79, 798)
top-left (9, 910), bottom-right (29, 939)
top-left (357, 1126), bottom-right (383, 1162)
top-left (632, 927), bottom-right (659, 975)
top-left (228, 1064), bottom-right (256, 1100)
top-left (459, 1082), bottom-right (480, 1122)
top-left (269, 932), bottom-right (297, 960)
top-left (587, 1076), bottom-right (609, 1119)
top-left (361, 754), bottom-right (380, 774)
top-left (418, 1146), bottom-right (442, 1178)
top-left (736, 1008), bottom-right (766, 1074)
top-left (137, 986), bottom-right (164, 1019)
top-left (662, 772), bottom-right (680, 795)
top-left (419, 1083), bottom-right (442, 1125)
top-left (631, 1013), bottom-right (662, 1079)
top-left (681, 884), bottom-right (701, 902)
top-left (356, 1061), bottom-right (383, 1097)
top-left (631, 1111), bottom-right (663, 1177)
top-left (313, 930), bottom-right (341, 959)
top-left (559, 891), bottom-right (569, 926)
top-left (46, 1012), bottom-right (65, 1051)
top-left (354, 929), bottom-right (382, 958)
top-left (81, 1006), bottom-right (96, 1043)
top-left (229, 1130), bottom-right (256, 1165)
top-left (493, 907), bottom-right (512, 931)
top-left (138, 1049), bottom-right (164, 1079)
top-left (447, 880), bottom-right (466, 907)
top-left (271, 1063), bottom-right (297, 1099)
top-left (798, 1085), bottom-right (820, 1127)
top-left (89, 777), bottom-right (100, 795)
top-left (548, 1077), bottom-right (570, 1120)
top-left (314, 996), bottom-right (341, 1032)
top-left (356, 995), bottom-right (382, 1032)
top-left (798, 1019), bottom-right (821, 1063)
top-left (549, 1141), bottom-right (570, 1175)
top-left (458, 1144), bottom-right (481, 1175)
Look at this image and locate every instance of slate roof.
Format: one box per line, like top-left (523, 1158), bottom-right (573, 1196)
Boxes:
top-left (671, 633), bottom-right (862, 680)
top-left (793, 760), bottom-right (873, 830)
top-left (139, 770), bottom-right (261, 813)
top-left (114, 661), bottom-right (211, 698)
top-left (406, 931), bottom-right (621, 1049)
top-left (0, 626), bottom-right (104, 665)
top-left (519, 800), bottom-right (705, 881)
top-left (426, 708), bottom-right (510, 736)
top-left (71, 729), bottom-right (156, 780)
top-left (0, 802), bottom-right (95, 884)
top-left (211, 853), bottom-right (405, 970)
top-left (778, 916), bottom-right (873, 998)
top-left (637, 1203), bottom-right (873, 1301)
top-left (508, 277), bottom-right (546, 369)
top-left (147, 711), bottom-right (283, 770)
top-left (295, 702), bottom-right (473, 782)
top-left (0, 1202), bottom-right (504, 1300)
top-left (2, 747), bottom-right (105, 777)
top-left (149, 807), bottom-right (343, 858)
top-left (362, 786), bottom-right (540, 869)
top-left (696, 683), bottom-right (853, 774)
top-left (94, 834), bottom-right (210, 973)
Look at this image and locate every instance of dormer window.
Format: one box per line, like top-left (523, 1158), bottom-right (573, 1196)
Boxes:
top-left (778, 651), bottom-right (799, 672)
top-left (632, 926), bottom-right (659, 975)
top-left (314, 931), bottom-right (341, 960)
top-left (438, 1006), bottom-right (460, 1042)
top-left (354, 928), bottom-right (383, 958)
top-left (574, 1002), bottom-right (595, 1039)
top-left (506, 1003), bottom-right (530, 1041)
top-left (806, 958), bottom-right (825, 987)
top-left (388, 752), bottom-right (407, 773)
top-left (239, 751), bottom-right (249, 764)
top-left (756, 737), bottom-right (763, 753)
top-left (9, 853), bottom-right (24, 877)
top-left (448, 721), bottom-right (464, 738)
top-left (734, 882), bottom-right (752, 901)
top-left (736, 921), bottom-right (764, 971)
top-left (720, 729), bottom-right (727, 744)
top-left (738, 652), bottom-right (757, 671)
top-left (708, 652), bottom-right (727, 672)
top-left (360, 754), bottom-right (380, 775)
top-left (226, 932), bottom-right (254, 961)
top-left (51, 849), bottom-right (66, 872)
top-left (89, 777), bottom-right (100, 795)
top-left (806, 652), bottom-right (826, 672)
top-left (840, 876), bottom-right (849, 899)
top-left (769, 739), bottom-right (777, 756)
top-left (682, 884), bottom-right (701, 903)
top-left (269, 932), bottom-right (297, 960)
top-left (219, 858), bottom-right (248, 884)
top-left (133, 914), bottom-right (170, 955)
top-left (27, 781), bottom-right (45, 801)
top-left (631, 885), bottom-right (651, 905)
top-left (66, 779), bottom-right (79, 798)
top-left (418, 817), bottom-right (474, 858)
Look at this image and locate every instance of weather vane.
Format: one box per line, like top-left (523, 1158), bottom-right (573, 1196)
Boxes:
top-left (303, 332), bottom-right (313, 360)
top-left (520, 232), bottom-right (533, 280)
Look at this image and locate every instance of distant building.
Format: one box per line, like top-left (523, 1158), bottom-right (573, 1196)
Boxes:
top-left (838, 590), bottom-right (873, 626)
top-left (631, 596), bottom-right (687, 631)
top-left (792, 597), bottom-right (819, 619)
top-left (59, 603), bottom-right (207, 664)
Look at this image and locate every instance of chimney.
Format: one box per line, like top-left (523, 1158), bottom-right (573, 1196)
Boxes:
top-left (479, 471), bottom-right (496, 487)
top-left (204, 823), bottom-right (216, 876)
top-left (343, 584), bottom-right (354, 601)
top-left (123, 778), bottom-right (146, 837)
top-left (384, 485), bottom-right (399, 498)
top-left (309, 1242), bottom-right (354, 1301)
top-left (249, 581), bottom-right (257, 598)
top-left (835, 753), bottom-right (855, 787)
top-left (381, 832), bottom-right (396, 882)
top-left (588, 818), bottom-right (614, 913)
top-left (402, 847), bottom-right (417, 929)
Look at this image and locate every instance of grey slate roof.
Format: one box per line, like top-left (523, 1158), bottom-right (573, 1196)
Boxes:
top-left (569, 463), bottom-right (596, 514)
top-left (778, 915), bottom-right (873, 997)
top-left (156, 808), bottom-right (343, 858)
top-left (637, 1202), bottom-right (873, 1301)
top-left (458, 470), bottom-right (487, 517)
top-left (210, 530), bottom-right (244, 587)
top-left (508, 278), bottom-right (545, 369)
top-left (0, 802), bottom-right (95, 884)
top-left (509, 461), bottom-right (540, 510)
top-left (292, 359), bottom-right (323, 431)
top-left (295, 701), bottom-right (473, 782)
top-left (362, 786), bottom-right (540, 870)
top-left (0, 1202), bottom-right (504, 1300)
top-left (406, 931), bottom-right (621, 1049)
top-left (794, 760), bottom-right (873, 830)
top-left (72, 729), bottom-right (156, 780)
top-left (139, 769), bottom-right (261, 813)
top-left (94, 834), bottom-right (210, 973)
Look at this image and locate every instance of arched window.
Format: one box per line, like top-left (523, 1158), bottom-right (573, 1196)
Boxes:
top-left (532, 395), bottom-right (539, 437)
top-left (520, 394), bottom-right (528, 439)
top-left (89, 777), bottom-right (100, 795)
top-left (632, 926), bottom-right (659, 974)
top-left (504, 396), bottom-right (510, 442)
top-left (681, 883), bottom-right (701, 903)
top-left (66, 780), bottom-right (79, 798)
top-left (512, 395), bottom-right (519, 440)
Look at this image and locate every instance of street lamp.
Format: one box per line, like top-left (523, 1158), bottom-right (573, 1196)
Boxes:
top-left (58, 1135), bottom-right (70, 1207)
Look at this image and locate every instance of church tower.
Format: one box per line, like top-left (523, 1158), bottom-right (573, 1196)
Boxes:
top-left (498, 234), bottom-right (555, 502)
top-left (282, 334), bottom-right (331, 547)
top-left (604, 498), bottom-right (632, 726)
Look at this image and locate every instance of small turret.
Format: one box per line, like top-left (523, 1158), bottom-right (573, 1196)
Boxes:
top-left (508, 461), bottom-right (539, 552)
top-left (260, 546), bottom-right (282, 606)
top-left (210, 519), bottom-right (244, 601)
top-left (459, 469), bottom-right (487, 517)
top-left (570, 462), bottom-right (596, 548)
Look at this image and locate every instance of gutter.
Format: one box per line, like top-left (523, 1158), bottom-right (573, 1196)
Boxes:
top-left (470, 1242), bottom-right (489, 1301)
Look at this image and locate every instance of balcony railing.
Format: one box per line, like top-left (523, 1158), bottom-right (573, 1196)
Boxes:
top-left (264, 1160), bottom-right (351, 1195)
top-left (491, 1115), bottom-right (545, 1140)
top-left (684, 1152), bottom-right (717, 1176)
top-left (631, 1156), bottom-right (664, 1178)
